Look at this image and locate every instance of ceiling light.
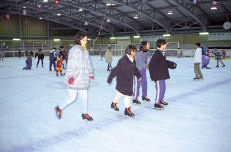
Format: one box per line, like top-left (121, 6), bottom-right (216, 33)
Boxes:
top-left (163, 34), bottom-right (171, 37)
top-left (39, 17), bottom-right (43, 20)
top-left (133, 35), bottom-right (140, 38)
top-left (84, 22), bottom-right (88, 25)
top-left (210, 7), bottom-right (217, 10)
top-left (167, 11), bottom-right (173, 15)
top-left (79, 8), bottom-right (83, 12)
top-left (53, 39), bottom-right (60, 41)
top-left (57, 13), bottom-right (61, 16)
top-left (107, 18), bottom-right (111, 22)
top-left (88, 38), bottom-right (91, 40)
top-left (106, 2), bottom-right (111, 6)
top-left (13, 38), bottom-right (20, 41)
top-left (134, 15), bottom-right (138, 19)
top-left (23, 6), bottom-right (26, 9)
top-left (110, 37), bottom-right (116, 39)
top-left (43, 0), bottom-right (48, 2)
top-left (199, 32), bottom-right (209, 35)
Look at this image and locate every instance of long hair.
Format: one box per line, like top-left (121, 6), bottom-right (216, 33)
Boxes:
top-left (74, 32), bottom-right (88, 45)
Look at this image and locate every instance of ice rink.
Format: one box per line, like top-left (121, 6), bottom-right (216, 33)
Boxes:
top-left (0, 56), bottom-right (231, 152)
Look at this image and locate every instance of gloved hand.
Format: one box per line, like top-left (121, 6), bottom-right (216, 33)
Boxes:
top-left (89, 75), bottom-right (94, 79)
top-left (68, 77), bottom-right (74, 85)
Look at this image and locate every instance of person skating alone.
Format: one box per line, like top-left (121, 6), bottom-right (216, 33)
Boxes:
top-left (105, 47), bottom-right (113, 71)
top-left (149, 39), bottom-right (177, 110)
top-left (55, 32), bottom-right (94, 121)
top-left (107, 45), bottom-right (142, 117)
top-left (193, 43), bottom-right (203, 80)
top-left (36, 49), bottom-right (44, 68)
top-left (133, 41), bottom-right (151, 104)
top-left (214, 48), bottom-right (225, 68)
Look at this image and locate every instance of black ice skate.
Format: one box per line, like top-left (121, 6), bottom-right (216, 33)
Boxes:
top-left (133, 99), bottom-right (141, 104)
top-left (222, 65), bottom-right (225, 67)
top-left (111, 102), bottom-right (119, 111)
top-left (154, 103), bottom-right (164, 110)
top-left (198, 77), bottom-right (203, 80)
top-left (142, 96), bottom-right (150, 101)
top-left (124, 107), bottom-right (134, 117)
top-left (82, 113), bottom-right (93, 121)
top-left (55, 106), bottom-right (62, 119)
top-left (193, 77), bottom-right (199, 80)
top-left (160, 100), bottom-right (168, 105)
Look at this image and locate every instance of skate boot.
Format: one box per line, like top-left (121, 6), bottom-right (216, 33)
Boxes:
top-left (160, 100), bottom-right (168, 105)
top-left (124, 107), bottom-right (134, 117)
top-left (133, 99), bottom-right (141, 104)
top-left (198, 77), bottom-right (203, 80)
top-left (111, 102), bottom-right (119, 111)
top-left (142, 96), bottom-right (150, 101)
top-left (82, 113), bottom-right (93, 121)
top-left (55, 106), bottom-right (62, 119)
top-left (193, 77), bottom-right (199, 80)
top-left (216, 65), bottom-right (219, 67)
top-left (222, 65), bottom-right (225, 67)
top-left (56, 73), bottom-right (59, 76)
top-left (154, 103), bottom-right (164, 110)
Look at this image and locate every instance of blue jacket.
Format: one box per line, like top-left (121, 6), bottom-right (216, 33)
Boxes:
top-left (25, 57), bottom-right (32, 69)
top-left (135, 51), bottom-right (149, 70)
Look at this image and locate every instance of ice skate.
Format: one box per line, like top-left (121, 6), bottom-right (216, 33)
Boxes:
top-left (154, 103), bottom-right (164, 110)
top-left (111, 102), bottom-right (119, 111)
top-left (133, 99), bottom-right (141, 104)
top-left (142, 96), bottom-right (150, 101)
top-left (55, 106), bottom-right (62, 119)
top-left (222, 65), bottom-right (225, 67)
top-left (82, 113), bottom-right (93, 121)
top-left (193, 77), bottom-right (199, 80)
top-left (160, 100), bottom-right (168, 105)
top-left (124, 107), bottom-right (134, 117)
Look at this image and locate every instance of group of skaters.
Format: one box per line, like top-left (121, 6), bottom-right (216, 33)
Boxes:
top-left (193, 43), bottom-right (226, 80)
top-left (55, 32), bottom-right (177, 121)
top-left (22, 46), bottom-right (68, 76)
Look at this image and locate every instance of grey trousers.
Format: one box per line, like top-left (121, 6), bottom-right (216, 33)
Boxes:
top-left (194, 63), bottom-right (203, 78)
top-left (216, 59), bottom-right (225, 66)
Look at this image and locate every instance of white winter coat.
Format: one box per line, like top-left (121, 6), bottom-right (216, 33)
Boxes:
top-left (104, 50), bottom-right (112, 63)
top-left (194, 47), bottom-right (202, 63)
top-left (64, 45), bottom-right (93, 90)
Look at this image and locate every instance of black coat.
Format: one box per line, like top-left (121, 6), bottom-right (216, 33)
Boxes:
top-left (107, 55), bottom-right (141, 96)
top-left (149, 49), bottom-right (176, 81)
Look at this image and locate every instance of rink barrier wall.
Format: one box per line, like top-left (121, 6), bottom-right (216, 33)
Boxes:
top-left (1, 49), bottom-right (231, 58)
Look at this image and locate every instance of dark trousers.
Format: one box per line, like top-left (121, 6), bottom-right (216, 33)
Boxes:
top-left (37, 59), bottom-right (43, 67)
top-left (49, 60), bottom-right (56, 71)
top-left (107, 63), bottom-right (112, 71)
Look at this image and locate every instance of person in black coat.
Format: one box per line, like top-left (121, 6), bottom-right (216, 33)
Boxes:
top-left (107, 45), bottom-right (141, 117)
top-left (149, 39), bottom-right (176, 109)
top-left (59, 46), bottom-right (68, 68)
top-left (36, 49), bottom-right (44, 67)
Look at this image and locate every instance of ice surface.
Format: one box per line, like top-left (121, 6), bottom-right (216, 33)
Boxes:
top-left (0, 56), bottom-right (231, 152)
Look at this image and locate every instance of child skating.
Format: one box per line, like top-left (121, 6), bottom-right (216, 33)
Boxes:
top-left (56, 54), bottom-right (64, 76)
top-left (107, 45), bottom-right (141, 117)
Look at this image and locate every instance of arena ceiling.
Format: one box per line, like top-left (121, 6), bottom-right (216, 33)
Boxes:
top-left (0, 0), bottom-right (231, 35)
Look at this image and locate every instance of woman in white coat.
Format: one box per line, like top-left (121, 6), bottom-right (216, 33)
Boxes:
top-left (193, 43), bottom-right (203, 80)
top-left (55, 32), bottom-right (94, 121)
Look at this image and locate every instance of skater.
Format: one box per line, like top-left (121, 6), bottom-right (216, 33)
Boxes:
top-left (133, 41), bottom-right (150, 104)
top-left (214, 48), bottom-right (225, 67)
top-left (107, 45), bottom-right (142, 117)
top-left (55, 32), bottom-right (94, 121)
top-left (193, 43), bottom-right (203, 80)
top-left (177, 48), bottom-right (182, 58)
top-left (222, 49), bottom-right (226, 59)
top-left (202, 47), bottom-right (211, 69)
top-left (23, 53), bottom-right (32, 70)
top-left (49, 48), bottom-right (57, 71)
top-left (104, 47), bottom-right (113, 71)
top-left (25, 50), bottom-right (29, 57)
top-left (59, 46), bottom-right (68, 68)
top-left (0, 50), bottom-right (4, 61)
top-left (56, 54), bottom-right (64, 76)
top-left (149, 39), bottom-right (177, 109)
top-left (36, 49), bottom-right (44, 68)
top-left (18, 50), bottom-right (21, 58)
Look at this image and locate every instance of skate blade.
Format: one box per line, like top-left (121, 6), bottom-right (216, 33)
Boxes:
top-left (124, 115), bottom-right (135, 118)
top-left (153, 107), bottom-right (164, 110)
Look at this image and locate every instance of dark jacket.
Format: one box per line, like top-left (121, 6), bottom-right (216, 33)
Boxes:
top-left (149, 49), bottom-right (176, 81)
top-left (107, 55), bottom-right (141, 96)
top-left (60, 50), bottom-right (68, 61)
